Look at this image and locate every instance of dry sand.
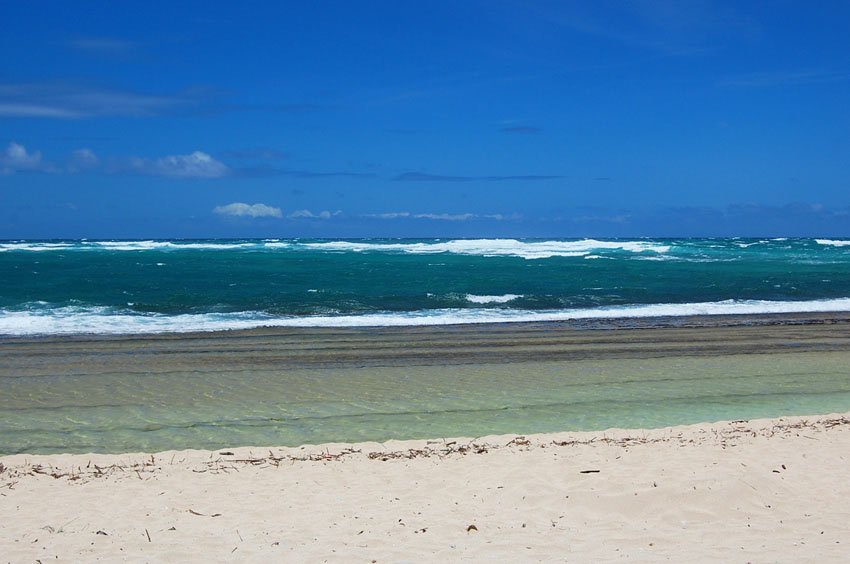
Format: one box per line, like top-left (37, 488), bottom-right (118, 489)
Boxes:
top-left (2, 413), bottom-right (849, 562)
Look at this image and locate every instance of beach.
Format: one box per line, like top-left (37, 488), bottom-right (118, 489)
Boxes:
top-left (2, 317), bottom-right (850, 560)
top-left (2, 414), bottom-right (850, 562)
top-left (4, 314), bottom-right (850, 454)
top-left (6, 0), bottom-right (850, 556)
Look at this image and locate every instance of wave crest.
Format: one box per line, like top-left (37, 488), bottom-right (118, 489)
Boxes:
top-left (3, 298), bottom-right (850, 336)
top-left (816, 239), bottom-right (850, 247)
top-left (302, 239), bottom-right (670, 259)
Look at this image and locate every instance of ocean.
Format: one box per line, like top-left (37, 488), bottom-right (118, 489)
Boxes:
top-left (4, 237), bottom-right (850, 454)
top-left (2, 237), bottom-right (850, 336)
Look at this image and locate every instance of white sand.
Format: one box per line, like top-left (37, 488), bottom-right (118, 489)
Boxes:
top-left (2, 413), bottom-right (850, 562)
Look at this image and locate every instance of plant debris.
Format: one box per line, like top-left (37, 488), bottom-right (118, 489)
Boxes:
top-left (2, 416), bottom-right (848, 485)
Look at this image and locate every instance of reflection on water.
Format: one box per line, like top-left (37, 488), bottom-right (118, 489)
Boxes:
top-left (3, 351), bottom-right (850, 454)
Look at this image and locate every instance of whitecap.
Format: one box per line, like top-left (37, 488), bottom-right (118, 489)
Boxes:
top-left (0, 242), bottom-right (75, 252)
top-left (300, 239), bottom-right (670, 260)
top-left (4, 298), bottom-right (850, 336)
top-left (90, 241), bottom-right (254, 251)
top-left (815, 239), bottom-right (850, 247)
top-left (465, 294), bottom-right (523, 304)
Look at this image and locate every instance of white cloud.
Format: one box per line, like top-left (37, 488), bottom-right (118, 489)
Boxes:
top-left (414, 213), bottom-right (476, 221)
top-left (0, 104), bottom-right (83, 118)
top-left (0, 143), bottom-right (232, 178)
top-left (364, 211), bottom-right (512, 221)
top-left (213, 202), bottom-right (283, 218)
top-left (288, 209), bottom-right (340, 219)
top-left (69, 148), bottom-right (99, 171)
top-left (133, 151), bottom-right (229, 178)
top-left (1, 142), bottom-right (44, 174)
top-left (0, 83), bottom-right (184, 118)
top-left (364, 212), bottom-right (411, 219)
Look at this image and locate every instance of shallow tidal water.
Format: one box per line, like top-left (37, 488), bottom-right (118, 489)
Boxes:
top-left (3, 337), bottom-right (850, 454)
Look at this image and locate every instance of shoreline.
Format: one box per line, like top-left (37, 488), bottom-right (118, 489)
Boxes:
top-left (3, 413), bottom-right (850, 561)
top-left (4, 314), bottom-right (850, 455)
top-left (5, 311), bottom-right (850, 369)
top-left (2, 411), bottom-right (849, 473)
top-left (4, 309), bottom-right (850, 343)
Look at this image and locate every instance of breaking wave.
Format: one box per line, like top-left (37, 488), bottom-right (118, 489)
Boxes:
top-left (299, 239), bottom-right (670, 259)
top-left (3, 298), bottom-right (850, 336)
top-left (0, 238), bottom-right (670, 259)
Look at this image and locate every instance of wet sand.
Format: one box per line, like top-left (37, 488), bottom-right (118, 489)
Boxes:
top-left (5, 311), bottom-right (850, 374)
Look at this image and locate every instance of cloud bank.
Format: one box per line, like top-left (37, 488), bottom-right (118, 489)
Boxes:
top-left (364, 211), bottom-right (514, 221)
top-left (288, 209), bottom-right (340, 219)
top-left (1, 142), bottom-right (48, 174)
top-left (131, 151), bottom-right (229, 178)
top-left (213, 203), bottom-right (283, 218)
top-left (1, 142), bottom-right (230, 179)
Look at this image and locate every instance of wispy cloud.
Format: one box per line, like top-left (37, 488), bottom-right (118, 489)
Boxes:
top-left (0, 104), bottom-right (83, 118)
top-left (414, 213), bottom-right (477, 221)
top-left (128, 151), bottom-right (229, 178)
top-left (394, 172), bottom-right (563, 182)
top-left (0, 82), bottom-right (333, 120)
top-left (213, 202), bottom-right (283, 218)
top-left (287, 209), bottom-right (341, 219)
top-left (364, 211), bottom-right (515, 221)
top-left (0, 82), bottom-right (189, 118)
top-left (364, 212), bottom-right (411, 219)
top-left (525, 1), bottom-right (758, 56)
top-left (572, 213), bottom-right (631, 224)
top-left (67, 148), bottom-right (99, 172)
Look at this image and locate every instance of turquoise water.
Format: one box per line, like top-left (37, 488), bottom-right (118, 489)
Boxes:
top-left (3, 237), bottom-right (850, 454)
top-left (3, 352), bottom-right (850, 454)
top-left (2, 237), bottom-right (850, 335)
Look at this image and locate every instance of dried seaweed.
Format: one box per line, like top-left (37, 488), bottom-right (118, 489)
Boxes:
top-left (3, 415), bottom-right (848, 486)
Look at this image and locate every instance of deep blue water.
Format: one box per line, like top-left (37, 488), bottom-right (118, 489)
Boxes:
top-left (2, 237), bottom-right (850, 335)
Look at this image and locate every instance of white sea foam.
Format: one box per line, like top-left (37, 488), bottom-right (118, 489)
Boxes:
top-left (1, 238), bottom-right (840, 256)
top-left (0, 241), bottom-right (258, 252)
top-left (0, 238), bottom-right (843, 259)
top-left (3, 298), bottom-right (850, 336)
top-left (0, 242), bottom-right (75, 252)
top-left (91, 241), bottom-right (254, 251)
top-left (465, 294), bottom-right (523, 304)
top-left (816, 239), bottom-right (850, 247)
top-left (301, 239), bottom-right (669, 259)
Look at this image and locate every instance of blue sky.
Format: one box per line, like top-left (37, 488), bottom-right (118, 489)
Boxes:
top-left (1, 0), bottom-right (849, 238)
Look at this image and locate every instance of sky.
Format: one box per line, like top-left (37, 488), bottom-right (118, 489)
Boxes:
top-left (1, 0), bottom-right (849, 238)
